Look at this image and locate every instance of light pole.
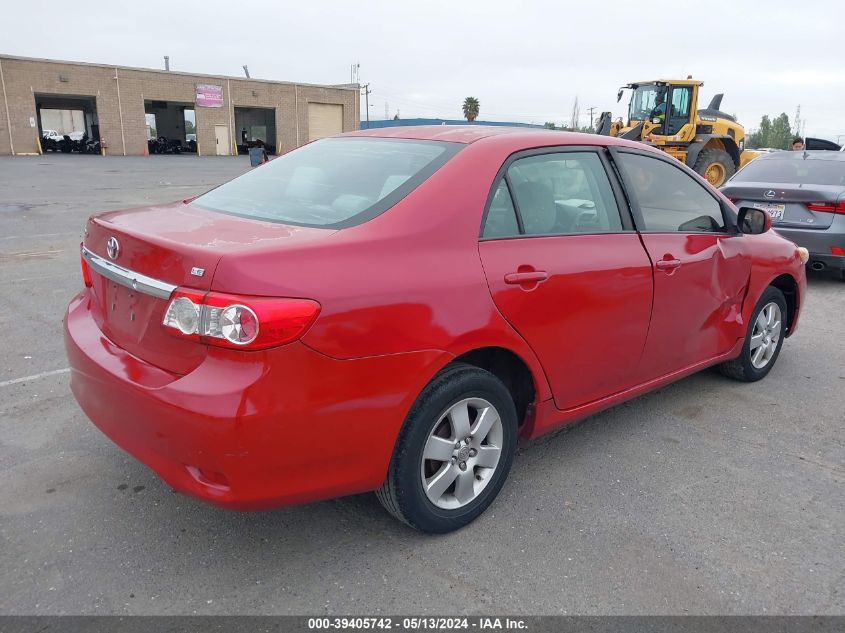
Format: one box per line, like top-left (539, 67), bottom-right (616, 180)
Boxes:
top-left (361, 84), bottom-right (371, 129)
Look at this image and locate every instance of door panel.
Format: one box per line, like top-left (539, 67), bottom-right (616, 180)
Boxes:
top-left (214, 125), bottom-right (229, 156)
top-left (479, 234), bottom-right (654, 410)
top-left (637, 234), bottom-right (751, 378)
top-left (665, 85), bottom-right (692, 135)
top-left (612, 150), bottom-right (754, 378)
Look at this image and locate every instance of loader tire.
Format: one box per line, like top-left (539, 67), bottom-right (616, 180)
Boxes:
top-left (693, 149), bottom-right (735, 187)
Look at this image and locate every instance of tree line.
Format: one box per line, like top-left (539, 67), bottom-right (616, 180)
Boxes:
top-left (745, 113), bottom-right (800, 150)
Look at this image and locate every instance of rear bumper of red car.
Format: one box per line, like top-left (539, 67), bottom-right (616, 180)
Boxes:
top-left (64, 291), bottom-right (448, 510)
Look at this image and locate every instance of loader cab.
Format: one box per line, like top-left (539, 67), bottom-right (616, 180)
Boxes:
top-left (626, 82), bottom-right (699, 140)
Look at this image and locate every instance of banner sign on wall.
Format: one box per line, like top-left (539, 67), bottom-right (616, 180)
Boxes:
top-left (195, 84), bottom-right (223, 108)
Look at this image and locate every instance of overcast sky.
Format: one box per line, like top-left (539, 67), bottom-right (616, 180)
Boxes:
top-left (5, 0), bottom-right (844, 140)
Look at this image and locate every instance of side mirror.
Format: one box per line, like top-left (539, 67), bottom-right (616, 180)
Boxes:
top-left (737, 207), bottom-right (772, 235)
top-left (617, 89), bottom-right (624, 103)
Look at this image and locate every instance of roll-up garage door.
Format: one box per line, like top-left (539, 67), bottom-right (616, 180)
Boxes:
top-left (307, 103), bottom-right (343, 141)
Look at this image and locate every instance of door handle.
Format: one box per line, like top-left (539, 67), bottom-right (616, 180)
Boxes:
top-left (504, 271), bottom-right (549, 285)
top-left (655, 258), bottom-right (681, 271)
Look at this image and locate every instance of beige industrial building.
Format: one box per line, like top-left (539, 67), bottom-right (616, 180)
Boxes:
top-left (0, 54), bottom-right (360, 156)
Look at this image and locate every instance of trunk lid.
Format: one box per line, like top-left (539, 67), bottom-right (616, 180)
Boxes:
top-left (83, 202), bottom-right (334, 374)
top-left (722, 182), bottom-right (843, 230)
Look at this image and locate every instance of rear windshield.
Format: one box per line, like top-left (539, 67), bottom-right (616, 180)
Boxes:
top-left (191, 137), bottom-right (462, 228)
top-left (732, 157), bottom-right (845, 186)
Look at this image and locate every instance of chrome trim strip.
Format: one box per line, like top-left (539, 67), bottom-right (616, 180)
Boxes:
top-left (82, 247), bottom-right (177, 300)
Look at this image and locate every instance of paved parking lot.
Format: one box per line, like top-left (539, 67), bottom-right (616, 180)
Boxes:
top-left (1, 155), bottom-right (843, 615)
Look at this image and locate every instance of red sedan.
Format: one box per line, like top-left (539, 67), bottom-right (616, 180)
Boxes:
top-left (65, 127), bottom-right (807, 533)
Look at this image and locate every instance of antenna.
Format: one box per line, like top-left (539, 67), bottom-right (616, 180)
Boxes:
top-left (242, 65), bottom-right (250, 79)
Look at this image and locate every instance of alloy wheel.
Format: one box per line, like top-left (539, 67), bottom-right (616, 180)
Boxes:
top-left (750, 302), bottom-right (782, 369)
top-left (420, 398), bottom-right (503, 510)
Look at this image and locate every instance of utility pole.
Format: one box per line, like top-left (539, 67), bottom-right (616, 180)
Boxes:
top-left (361, 83), bottom-right (371, 129)
top-left (587, 106), bottom-right (597, 131)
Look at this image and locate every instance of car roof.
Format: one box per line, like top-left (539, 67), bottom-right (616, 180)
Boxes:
top-left (753, 150), bottom-right (845, 162)
top-left (341, 125), bottom-right (637, 149)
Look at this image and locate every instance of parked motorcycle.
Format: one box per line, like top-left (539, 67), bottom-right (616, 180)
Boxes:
top-left (41, 134), bottom-right (57, 152)
top-left (148, 136), bottom-right (183, 154)
top-left (59, 135), bottom-right (75, 153)
top-left (79, 135), bottom-right (100, 154)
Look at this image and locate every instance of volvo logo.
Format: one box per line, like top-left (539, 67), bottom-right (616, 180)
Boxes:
top-left (106, 236), bottom-right (120, 260)
top-left (764, 190), bottom-right (776, 199)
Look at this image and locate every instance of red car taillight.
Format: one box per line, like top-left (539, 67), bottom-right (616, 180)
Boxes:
top-left (807, 201), bottom-right (845, 214)
top-left (80, 243), bottom-right (92, 288)
top-left (162, 289), bottom-right (320, 350)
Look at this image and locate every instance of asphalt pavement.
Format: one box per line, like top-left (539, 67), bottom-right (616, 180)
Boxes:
top-left (0, 154), bottom-right (842, 615)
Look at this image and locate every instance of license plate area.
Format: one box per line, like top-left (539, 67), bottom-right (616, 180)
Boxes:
top-left (753, 202), bottom-right (785, 222)
top-left (103, 281), bottom-right (161, 343)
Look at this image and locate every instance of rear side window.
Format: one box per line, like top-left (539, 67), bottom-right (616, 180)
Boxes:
top-left (482, 181), bottom-right (520, 238)
top-left (616, 153), bottom-right (726, 233)
top-left (481, 151), bottom-right (624, 238)
top-left (191, 138), bottom-right (462, 228)
top-left (731, 157), bottom-right (845, 186)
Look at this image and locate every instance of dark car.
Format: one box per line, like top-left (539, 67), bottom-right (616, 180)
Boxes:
top-left (804, 137), bottom-right (842, 151)
top-left (722, 151), bottom-right (845, 280)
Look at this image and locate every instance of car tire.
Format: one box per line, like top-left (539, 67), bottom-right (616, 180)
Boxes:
top-left (719, 286), bottom-right (788, 382)
top-left (376, 363), bottom-right (518, 533)
top-left (692, 148), bottom-right (736, 187)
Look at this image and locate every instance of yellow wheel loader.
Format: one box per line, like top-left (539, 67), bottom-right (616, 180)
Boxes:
top-left (596, 79), bottom-right (760, 187)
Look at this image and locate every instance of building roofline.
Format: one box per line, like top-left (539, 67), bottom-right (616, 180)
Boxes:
top-left (0, 53), bottom-right (359, 92)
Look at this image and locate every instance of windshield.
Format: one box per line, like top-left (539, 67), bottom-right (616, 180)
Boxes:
top-left (731, 157), bottom-right (845, 186)
top-left (628, 84), bottom-right (667, 121)
top-left (191, 137), bottom-right (462, 228)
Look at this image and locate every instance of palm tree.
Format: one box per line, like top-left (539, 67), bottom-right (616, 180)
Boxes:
top-left (462, 97), bottom-right (480, 122)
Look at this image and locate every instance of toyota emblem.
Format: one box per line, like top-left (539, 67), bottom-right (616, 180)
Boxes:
top-left (764, 190), bottom-right (776, 199)
top-left (106, 236), bottom-right (120, 260)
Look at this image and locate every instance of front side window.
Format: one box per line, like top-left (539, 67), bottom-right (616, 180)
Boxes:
top-left (629, 84), bottom-right (666, 121)
top-left (617, 153), bottom-right (727, 233)
top-left (191, 138), bottom-right (462, 228)
top-left (481, 151), bottom-right (624, 238)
